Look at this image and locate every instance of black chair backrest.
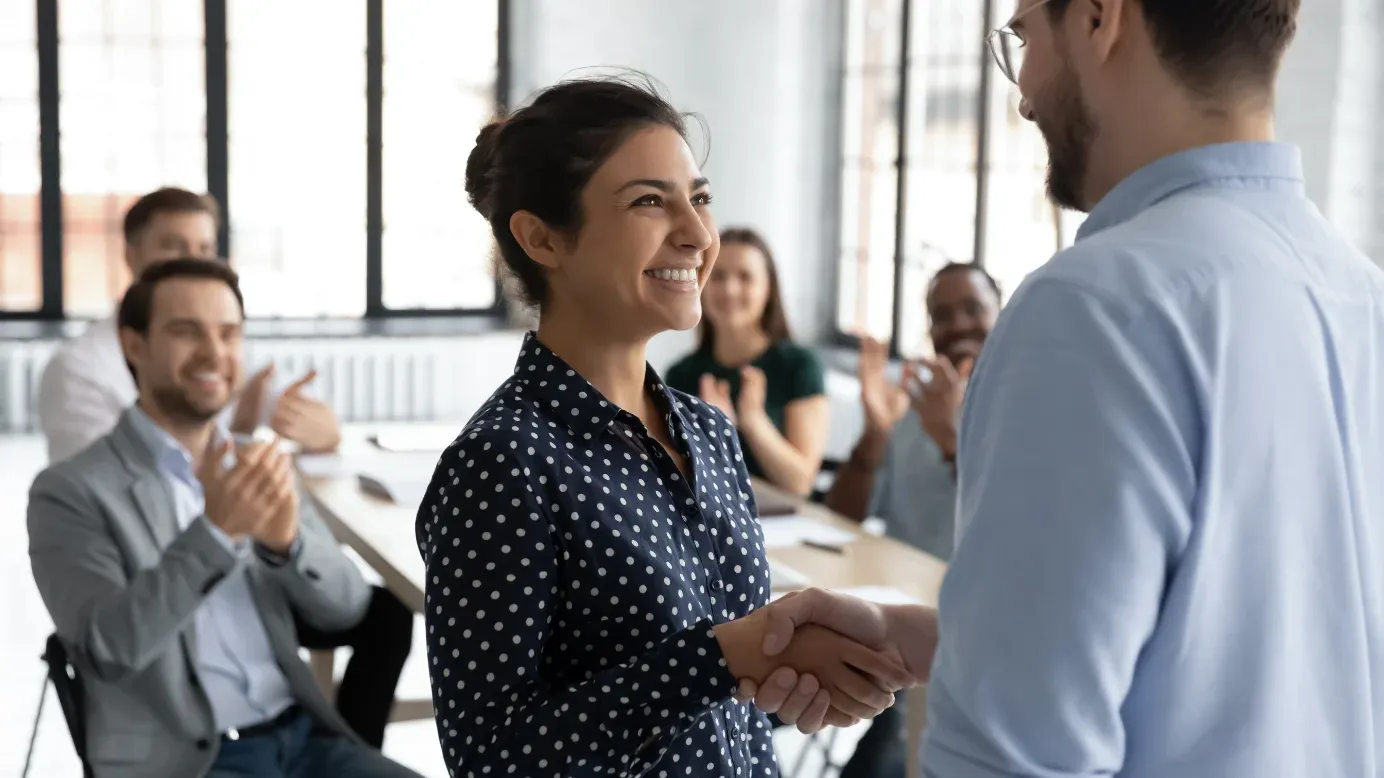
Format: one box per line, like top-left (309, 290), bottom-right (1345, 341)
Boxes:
top-left (42, 634), bottom-right (91, 777)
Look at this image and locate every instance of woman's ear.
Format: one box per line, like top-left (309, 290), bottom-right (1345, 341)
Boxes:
top-left (510, 211), bottom-right (563, 271)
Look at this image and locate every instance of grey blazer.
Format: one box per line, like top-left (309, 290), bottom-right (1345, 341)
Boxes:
top-left (27, 410), bottom-right (372, 778)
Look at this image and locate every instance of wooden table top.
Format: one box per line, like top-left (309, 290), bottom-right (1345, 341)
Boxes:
top-left (301, 444), bottom-right (948, 614)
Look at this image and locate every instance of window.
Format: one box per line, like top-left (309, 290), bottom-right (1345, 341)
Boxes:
top-left (834, 0), bottom-right (1085, 356)
top-left (228, 0), bottom-right (366, 318)
top-left (0, 0), bottom-right (41, 312)
top-left (381, 1), bottom-right (500, 311)
top-left (0, 0), bottom-right (506, 320)
top-left (59, 0), bottom-right (206, 318)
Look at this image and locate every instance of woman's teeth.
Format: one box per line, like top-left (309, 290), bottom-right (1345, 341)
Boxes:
top-left (645, 268), bottom-right (697, 282)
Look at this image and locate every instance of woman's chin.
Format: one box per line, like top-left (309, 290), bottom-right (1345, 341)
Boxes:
top-left (645, 301), bottom-right (703, 334)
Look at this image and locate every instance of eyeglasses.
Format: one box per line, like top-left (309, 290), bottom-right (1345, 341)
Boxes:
top-left (987, 0), bottom-right (1054, 84)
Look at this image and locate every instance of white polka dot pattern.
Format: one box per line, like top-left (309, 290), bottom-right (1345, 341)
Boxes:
top-left (415, 333), bottom-right (777, 777)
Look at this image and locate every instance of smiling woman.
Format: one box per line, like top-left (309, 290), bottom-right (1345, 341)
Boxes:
top-left (415, 76), bottom-right (908, 777)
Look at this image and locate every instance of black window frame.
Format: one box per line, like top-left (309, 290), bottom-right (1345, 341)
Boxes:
top-left (829, 0), bottom-right (1001, 356)
top-left (0, 0), bottom-right (510, 322)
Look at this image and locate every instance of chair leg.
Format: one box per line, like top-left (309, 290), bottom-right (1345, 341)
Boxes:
top-left (21, 677), bottom-right (48, 778)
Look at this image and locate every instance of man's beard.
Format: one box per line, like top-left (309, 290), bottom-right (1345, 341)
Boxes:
top-left (1037, 61), bottom-right (1099, 212)
top-left (150, 385), bottom-right (223, 426)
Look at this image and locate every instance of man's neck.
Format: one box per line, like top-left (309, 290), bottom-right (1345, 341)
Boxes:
top-left (1085, 97), bottom-right (1277, 210)
top-left (136, 397), bottom-right (216, 466)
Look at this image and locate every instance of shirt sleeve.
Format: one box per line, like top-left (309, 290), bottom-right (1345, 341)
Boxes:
top-left (416, 430), bottom-right (737, 777)
top-left (923, 277), bottom-right (1198, 777)
top-left (37, 350), bottom-right (124, 464)
top-left (775, 344), bottom-right (827, 403)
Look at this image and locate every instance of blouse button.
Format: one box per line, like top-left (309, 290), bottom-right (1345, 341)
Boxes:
top-left (710, 578), bottom-right (725, 591)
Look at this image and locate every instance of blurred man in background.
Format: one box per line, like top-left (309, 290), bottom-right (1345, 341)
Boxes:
top-left (35, 189), bottom-right (412, 750)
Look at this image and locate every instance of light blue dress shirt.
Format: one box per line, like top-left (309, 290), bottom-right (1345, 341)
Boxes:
top-left (127, 407), bottom-right (296, 732)
top-left (924, 142), bottom-right (1384, 777)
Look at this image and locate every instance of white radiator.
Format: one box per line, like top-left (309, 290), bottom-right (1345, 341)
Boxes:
top-left (0, 331), bottom-right (525, 435)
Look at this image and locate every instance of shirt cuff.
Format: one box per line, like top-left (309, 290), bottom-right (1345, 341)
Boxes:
top-left (253, 533), bottom-right (302, 567)
top-left (200, 517), bottom-right (252, 559)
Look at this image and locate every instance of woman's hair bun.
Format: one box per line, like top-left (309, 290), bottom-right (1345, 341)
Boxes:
top-left (464, 120), bottom-right (506, 219)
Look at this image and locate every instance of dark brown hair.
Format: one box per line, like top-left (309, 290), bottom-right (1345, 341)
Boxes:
top-left (465, 74), bottom-right (691, 309)
top-left (1048, 0), bottom-right (1299, 99)
top-left (122, 187), bottom-right (221, 243)
top-left (698, 227), bottom-right (793, 351)
top-left (117, 258), bottom-right (245, 379)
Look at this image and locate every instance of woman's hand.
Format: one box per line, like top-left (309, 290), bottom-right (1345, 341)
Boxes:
top-left (699, 373), bottom-right (737, 423)
top-left (736, 366), bottom-right (769, 428)
top-left (715, 612), bottom-right (908, 729)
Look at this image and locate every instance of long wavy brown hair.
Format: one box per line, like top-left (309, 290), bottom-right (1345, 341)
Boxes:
top-left (698, 227), bottom-right (793, 351)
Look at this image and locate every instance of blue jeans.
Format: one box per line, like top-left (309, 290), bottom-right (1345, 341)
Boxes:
top-left (206, 711), bottom-right (422, 778)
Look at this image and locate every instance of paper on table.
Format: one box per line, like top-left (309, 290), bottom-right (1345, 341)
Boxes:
top-left (758, 515), bottom-right (857, 549)
top-left (769, 559), bottom-right (811, 590)
top-left (358, 473), bottom-right (432, 509)
top-left (296, 453), bottom-right (346, 478)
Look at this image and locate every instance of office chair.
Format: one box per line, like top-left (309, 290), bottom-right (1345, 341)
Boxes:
top-left (24, 633), bottom-right (92, 778)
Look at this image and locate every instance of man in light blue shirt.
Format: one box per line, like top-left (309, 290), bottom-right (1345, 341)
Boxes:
top-left (746, 0), bottom-right (1384, 774)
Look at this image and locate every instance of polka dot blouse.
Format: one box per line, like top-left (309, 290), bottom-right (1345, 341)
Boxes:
top-left (416, 333), bottom-right (778, 777)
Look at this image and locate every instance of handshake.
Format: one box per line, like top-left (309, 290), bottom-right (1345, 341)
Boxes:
top-left (714, 589), bottom-right (939, 732)
top-left (196, 435), bottom-right (300, 555)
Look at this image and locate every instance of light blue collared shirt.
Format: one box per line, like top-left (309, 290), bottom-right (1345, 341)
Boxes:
top-left (924, 142), bottom-right (1384, 777)
top-left (127, 407), bottom-right (296, 732)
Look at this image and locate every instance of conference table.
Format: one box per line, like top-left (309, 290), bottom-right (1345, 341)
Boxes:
top-left (300, 426), bottom-right (947, 777)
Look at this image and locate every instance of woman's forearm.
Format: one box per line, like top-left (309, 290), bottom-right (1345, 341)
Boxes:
top-left (738, 412), bottom-right (819, 496)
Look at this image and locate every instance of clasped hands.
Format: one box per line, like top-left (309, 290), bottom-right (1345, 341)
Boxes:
top-left (715, 589), bottom-right (939, 733)
top-left (195, 436), bottom-right (300, 555)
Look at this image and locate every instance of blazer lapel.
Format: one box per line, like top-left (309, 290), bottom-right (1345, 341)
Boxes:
top-left (110, 410), bottom-right (181, 550)
top-left (129, 474), bottom-right (179, 550)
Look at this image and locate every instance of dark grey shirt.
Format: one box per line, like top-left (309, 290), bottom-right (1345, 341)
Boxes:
top-left (867, 409), bottom-right (957, 561)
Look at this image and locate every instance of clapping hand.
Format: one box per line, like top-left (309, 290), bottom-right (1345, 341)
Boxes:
top-left (197, 436), bottom-right (295, 544)
top-left (859, 337), bottom-right (910, 436)
top-left (699, 373), bottom-right (737, 424)
top-left (270, 369), bottom-right (342, 454)
top-left (903, 356), bottom-right (973, 458)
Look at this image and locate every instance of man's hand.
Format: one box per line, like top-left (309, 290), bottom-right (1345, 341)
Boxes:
top-left (197, 438), bottom-right (280, 540)
top-left (761, 589), bottom-right (937, 681)
top-left (715, 608), bottom-right (910, 729)
top-left (270, 369), bottom-right (342, 453)
top-left (859, 337), bottom-right (909, 436)
top-left (904, 357), bottom-right (973, 458)
top-left (250, 446), bottom-right (299, 554)
top-left (699, 373), bottom-right (737, 424)
top-left (229, 364), bottom-right (274, 436)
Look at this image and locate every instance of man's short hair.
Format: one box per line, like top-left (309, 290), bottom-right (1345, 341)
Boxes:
top-left (117, 258), bottom-right (244, 381)
top-left (1047, 0), bottom-right (1299, 99)
top-left (122, 188), bottom-right (221, 243)
top-left (930, 262), bottom-right (1002, 301)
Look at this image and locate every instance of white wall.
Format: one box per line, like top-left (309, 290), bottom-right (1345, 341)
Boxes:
top-left (507, 0), bottom-right (844, 371)
top-left (1277, 0), bottom-right (1382, 258)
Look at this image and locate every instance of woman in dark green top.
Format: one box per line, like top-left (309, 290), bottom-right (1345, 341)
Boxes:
top-left (666, 227), bottom-right (829, 495)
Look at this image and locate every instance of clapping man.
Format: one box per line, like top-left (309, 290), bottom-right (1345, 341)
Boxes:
top-left (28, 259), bottom-right (420, 777)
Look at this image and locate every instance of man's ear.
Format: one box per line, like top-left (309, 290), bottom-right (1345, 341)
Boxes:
top-left (118, 327), bottom-right (145, 384)
top-left (1083, 0), bottom-right (1125, 63)
top-left (509, 211), bottom-right (564, 271)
